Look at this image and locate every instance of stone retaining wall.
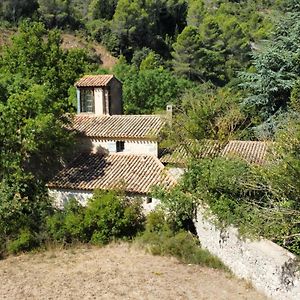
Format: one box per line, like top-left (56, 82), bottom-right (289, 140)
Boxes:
top-left (194, 208), bottom-right (300, 300)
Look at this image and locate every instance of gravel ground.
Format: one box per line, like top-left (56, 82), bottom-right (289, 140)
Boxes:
top-left (0, 243), bottom-right (267, 300)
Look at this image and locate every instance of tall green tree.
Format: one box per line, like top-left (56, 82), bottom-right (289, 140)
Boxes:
top-left (172, 26), bottom-right (201, 81)
top-left (38, 0), bottom-right (79, 28)
top-left (0, 21), bottom-right (90, 251)
top-left (0, 0), bottom-right (38, 23)
top-left (186, 0), bottom-right (206, 27)
top-left (0, 21), bottom-right (88, 181)
top-left (88, 0), bottom-right (118, 20)
top-left (240, 10), bottom-right (300, 137)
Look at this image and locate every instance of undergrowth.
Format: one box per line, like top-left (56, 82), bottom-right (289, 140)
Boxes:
top-left (135, 209), bottom-right (228, 271)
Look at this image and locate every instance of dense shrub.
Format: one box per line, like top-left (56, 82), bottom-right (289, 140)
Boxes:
top-left (7, 229), bottom-right (39, 254)
top-left (137, 210), bottom-right (227, 270)
top-left (46, 190), bottom-right (145, 245)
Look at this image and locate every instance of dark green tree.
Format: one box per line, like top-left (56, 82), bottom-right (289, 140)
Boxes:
top-left (172, 26), bottom-right (201, 81)
top-left (0, 21), bottom-right (89, 253)
top-left (0, 0), bottom-right (38, 23)
top-left (88, 0), bottom-right (118, 20)
top-left (240, 10), bottom-right (300, 137)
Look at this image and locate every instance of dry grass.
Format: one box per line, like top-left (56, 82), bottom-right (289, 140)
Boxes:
top-left (0, 243), bottom-right (267, 300)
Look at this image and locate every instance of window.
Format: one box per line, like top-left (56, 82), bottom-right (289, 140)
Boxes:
top-left (116, 141), bottom-right (125, 152)
top-left (80, 89), bottom-right (94, 113)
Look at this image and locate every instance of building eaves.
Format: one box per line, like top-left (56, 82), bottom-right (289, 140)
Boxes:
top-left (72, 114), bottom-right (165, 140)
top-left (47, 153), bottom-right (176, 194)
top-left (75, 75), bottom-right (116, 87)
top-left (160, 140), bottom-right (272, 165)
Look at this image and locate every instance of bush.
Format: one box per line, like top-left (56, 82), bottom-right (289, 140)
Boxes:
top-left (137, 210), bottom-right (227, 270)
top-left (46, 198), bottom-right (86, 243)
top-left (46, 190), bottom-right (145, 245)
top-left (7, 229), bottom-right (39, 254)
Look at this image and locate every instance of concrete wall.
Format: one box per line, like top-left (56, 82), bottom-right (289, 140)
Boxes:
top-left (48, 188), bottom-right (159, 213)
top-left (194, 207), bottom-right (300, 300)
top-left (76, 137), bottom-right (158, 156)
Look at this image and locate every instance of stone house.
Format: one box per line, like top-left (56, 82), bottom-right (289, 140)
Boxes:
top-left (48, 74), bottom-right (175, 210)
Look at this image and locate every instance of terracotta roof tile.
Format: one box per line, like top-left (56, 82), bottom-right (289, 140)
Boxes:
top-left (160, 140), bottom-right (271, 165)
top-left (72, 115), bottom-right (165, 139)
top-left (48, 153), bottom-right (176, 194)
top-left (75, 75), bottom-right (115, 87)
top-left (221, 140), bottom-right (269, 165)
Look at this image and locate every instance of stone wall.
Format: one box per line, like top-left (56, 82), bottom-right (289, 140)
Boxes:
top-left (194, 207), bottom-right (300, 300)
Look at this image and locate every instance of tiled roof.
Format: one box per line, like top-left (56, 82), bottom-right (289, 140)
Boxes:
top-left (160, 140), bottom-right (221, 164)
top-left (75, 75), bottom-right (116, 87)
top-left (72, 115), bottom-right (165, 139)
top-left (160, 140), bottom-right (271, 165)
top-left (47, 153), bottom-right (176, 194)
top-left (222, 140), bottom-right (269, 165)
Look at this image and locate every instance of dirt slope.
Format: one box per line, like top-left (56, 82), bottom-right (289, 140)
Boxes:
top-left (0, 243), bottom-right (267, 300)
top-left (0, 29), bottom-right (117, 69)
top-left (61, 33), bottom-right (118, 69)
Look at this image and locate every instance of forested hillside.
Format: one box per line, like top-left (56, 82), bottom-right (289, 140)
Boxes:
top-left (0, 0), bottom-right (299, 257)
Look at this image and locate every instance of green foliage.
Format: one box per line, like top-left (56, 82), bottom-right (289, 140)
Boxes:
top-left (172, 12), bottom-right (251, 85)
top-left (37, 0), bottom-right (80, 29)
top-left (163, 84), bottom-right (246, 149)
top-left (7, 229), bottom-right (39, 254)
top-left (46, 191), bottom-right (145, 245)
top-left (137, 210), bottom-right (227, 269)
top-left (172, 26), bottom-right (201, 81)
top-left (240, 10), bottom-right (300, 137)
top-left (113, 57), bottom-right (191, 114)
top-left (0, 21), bottom-right (89, 256)
top-left (0, 0), bottom-right (38, 24)
top-left (88, 0), bottom-right (117, 20)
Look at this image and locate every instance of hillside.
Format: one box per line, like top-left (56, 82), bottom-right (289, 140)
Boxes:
top-left (0, 29), bottom-right (117, 69)
top-left (0, 243), bottom-right (267, 300)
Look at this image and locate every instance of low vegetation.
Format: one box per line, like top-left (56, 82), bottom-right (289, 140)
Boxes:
top-left (136, 210), bottom-right (227, 270)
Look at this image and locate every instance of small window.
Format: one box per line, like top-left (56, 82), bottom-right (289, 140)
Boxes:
top-left (146, 197), bottom-right (152, 204)
top-left (116, 141), bottom-right (125, 152)
top-left (80, 89), bottom-right (94, 113)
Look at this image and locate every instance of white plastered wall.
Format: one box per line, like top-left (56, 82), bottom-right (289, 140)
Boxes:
top-left (48, 188), bottom-right (161, 213)
top-left (123, 140), bottom-right (158, 156)
top-left (94, 88), bottom-right (104, 115)
top-left (77, 138), bottom-right (158, 156)
top-left (48, 189), bottom-right (93, 209)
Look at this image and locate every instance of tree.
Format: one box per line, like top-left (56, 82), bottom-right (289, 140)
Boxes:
top-left (239, 10), bottom-right (300, 137)
top-left (0, 21), bottom-right (89, 252)
top-left (186, 0), bottom-right (206, 27)
top-left (172, 26), bottom-right (201, 81)
top-left (37, 0), bottom-right (79, 28)
top-left (0, 0), bottom-right (38, 23)
top-left (114, 55), bottom-right (192, 114)
top-left (112, 0), bottom-right (151, 57)
top-left (88, 0), bottom-right (118, 20)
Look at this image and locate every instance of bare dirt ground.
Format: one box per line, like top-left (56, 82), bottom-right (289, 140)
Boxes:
top-left (61, 33), bottom-right (118, 69)
top-left (0, 243), bottom-right (267, 300)
top-left (0, 30), bottom-right (117, 69)
top-left (0, 28), bottom-right (15, 47)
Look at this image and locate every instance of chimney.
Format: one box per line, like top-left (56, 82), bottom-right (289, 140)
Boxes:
top-left (166, 104), bottom-right (173, 118)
